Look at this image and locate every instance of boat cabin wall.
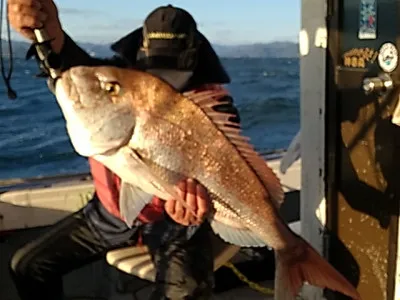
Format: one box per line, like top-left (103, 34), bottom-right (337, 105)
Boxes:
top-left (324, 0), bottom-right (400, 300)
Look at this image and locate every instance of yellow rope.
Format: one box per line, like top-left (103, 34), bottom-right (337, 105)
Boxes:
top-left (223, 262), bottom-right (274, 296)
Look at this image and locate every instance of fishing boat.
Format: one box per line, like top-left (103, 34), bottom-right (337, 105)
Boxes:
top-left (0, 151), bottom-right (301, 300)
top-left (3, 0), bottom-right (400, 298)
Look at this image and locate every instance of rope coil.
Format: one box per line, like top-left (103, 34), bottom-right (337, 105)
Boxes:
top-left (223, 262), bottom-right (274, 296)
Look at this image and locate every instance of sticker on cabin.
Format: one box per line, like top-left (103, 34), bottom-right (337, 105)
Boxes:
top-left (378, 43), bottom-right (398, 73)
top-left (358, 0), bottom-right (377, 40)
top-left (342, 47), bottom-right (378, 69)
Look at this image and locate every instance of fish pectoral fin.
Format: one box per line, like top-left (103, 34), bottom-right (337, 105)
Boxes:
top-left (209, 217), bottom-right (266, 248)
top-left (119, 181), bottom-right (154, 227)
top-left (123, 148), bottom-right (198, 218)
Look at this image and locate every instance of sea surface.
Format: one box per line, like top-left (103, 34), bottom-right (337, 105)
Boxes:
top-left (0, 57), bottom-right (300, 179)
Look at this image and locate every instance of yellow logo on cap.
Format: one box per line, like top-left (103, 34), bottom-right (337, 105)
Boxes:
top-left (147, 32), bottom-right (187, 40)
top-left (141, 26), bottom-right (187, 52)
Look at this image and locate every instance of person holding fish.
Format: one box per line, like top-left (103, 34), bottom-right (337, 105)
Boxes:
top-left (7, 1), bottom-right (241, 300)
top-left (8, 0), bottom-right (364, 299)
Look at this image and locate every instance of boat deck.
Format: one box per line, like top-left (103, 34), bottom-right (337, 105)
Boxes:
top-left (0, 226), bottom-right (274, 300)
top-left (0, 155), bottom-right (300, 300)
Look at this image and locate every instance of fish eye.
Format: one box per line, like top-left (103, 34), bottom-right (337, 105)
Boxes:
top-left (101, 81), bottom-right (121, 96)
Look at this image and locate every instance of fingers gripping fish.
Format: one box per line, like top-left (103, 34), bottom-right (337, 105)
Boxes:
top-left (54, 66), bottom-right (361, 300)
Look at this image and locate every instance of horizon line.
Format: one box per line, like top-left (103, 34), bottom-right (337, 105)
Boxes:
top-left (6, 37), bottom-right (299, 47)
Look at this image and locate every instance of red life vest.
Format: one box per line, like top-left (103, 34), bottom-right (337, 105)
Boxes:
top-left (89, 84), bottom-right (230, 225)
top-left (89, 157), bottom-right (165, 223)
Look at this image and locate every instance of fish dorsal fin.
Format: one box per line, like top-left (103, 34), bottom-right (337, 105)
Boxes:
top-left (183, 89), bottom-right (285, 207)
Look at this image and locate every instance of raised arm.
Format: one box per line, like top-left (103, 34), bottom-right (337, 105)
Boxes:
top-left (8, 0), bottom-right (127, 74)
top-left (25, 31), bottom-right (127, 76)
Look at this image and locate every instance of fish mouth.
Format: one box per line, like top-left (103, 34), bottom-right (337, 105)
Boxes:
top-left (60, 68), bottom-right (95, 107)
top-left (55, 70), bottom-right (82, 109)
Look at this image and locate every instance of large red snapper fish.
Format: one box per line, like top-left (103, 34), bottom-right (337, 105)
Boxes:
top-left (54, 66), bottom-right (361, 300)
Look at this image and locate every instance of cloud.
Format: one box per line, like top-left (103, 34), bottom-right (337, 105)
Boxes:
top-left (197, 20), bottom-right (226, 28)
top-left (58, 7), bottom-right (105, 16)
top-left (61, 20), bottom-right (142, 44)
top-left (90, 18), bottom-right (143, 31)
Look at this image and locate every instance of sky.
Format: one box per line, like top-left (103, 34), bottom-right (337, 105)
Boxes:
top-left (45, 0), bottom-right (300, 45)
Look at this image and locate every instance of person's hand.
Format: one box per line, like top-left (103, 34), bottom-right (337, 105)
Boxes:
top-left (8, 0), bottom-right (64, 52)
top-left (165, 178), bottom-right (211, 226)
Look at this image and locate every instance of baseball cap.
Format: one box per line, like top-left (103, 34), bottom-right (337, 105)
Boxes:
top-left (139, 5), bottom-right (198, 61)
top-left (111, 5), bottom-right (230, 90)
top-left (135, 5), bottom-right (199, 89)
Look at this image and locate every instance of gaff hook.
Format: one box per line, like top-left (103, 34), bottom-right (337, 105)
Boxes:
top-left (32, 28), bottom-right (61, 80)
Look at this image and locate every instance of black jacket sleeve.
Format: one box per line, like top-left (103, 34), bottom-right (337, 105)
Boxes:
top-left (56, 33), bottom-right (128, 70)
top-left (26, 32), bottom-right (128, 77)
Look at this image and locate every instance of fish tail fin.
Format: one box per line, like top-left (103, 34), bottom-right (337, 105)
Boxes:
top-left (274, 237), bottom-right (361, 300)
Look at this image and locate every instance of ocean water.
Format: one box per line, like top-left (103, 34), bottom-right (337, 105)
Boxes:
top-left (0, 57), bottom-right (299, 179)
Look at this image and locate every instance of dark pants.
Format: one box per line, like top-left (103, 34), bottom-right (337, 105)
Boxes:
top-left (9, 195), bottom-right (214, 300)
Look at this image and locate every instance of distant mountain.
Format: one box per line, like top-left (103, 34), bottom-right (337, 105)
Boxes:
top-left (1, 39), bottom-right (31, 58)
top-left (4, 39), bottom-right (298, 59)
top-left (77, 42), bottom-right (114, 58)
top-left (213, 42), bottom-right (299, 58)
top-left (1, 39), bottom-right (114, 59)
